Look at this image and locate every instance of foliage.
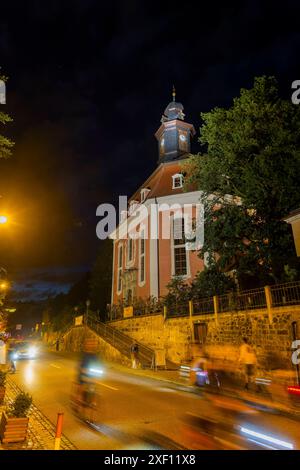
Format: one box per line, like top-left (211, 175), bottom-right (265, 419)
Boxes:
top-left (89, 239), bottom-right (113, 321)
top-left (9, 392), bottom-right (32, 418)
top-left (184, 76), bottom-right (300, 287)
top-left (132, 296), bottom-right (164, 316)
top-left (0, 75), bottom-right (14, 158)
top-left (191, 265), bottom-right (235, 298)
top-left (163, 277), bottom-right (191, 314)
top-left (0, 370), bottom-right (7, 387)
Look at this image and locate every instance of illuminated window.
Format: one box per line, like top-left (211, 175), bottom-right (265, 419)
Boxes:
top-left (172, 173), bottom-right (184, 189)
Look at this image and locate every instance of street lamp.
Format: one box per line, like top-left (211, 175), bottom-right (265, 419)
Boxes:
top-left (0, 216), bottom-right (7, 224)
top-left (85, 299), bottom-right (91, 323)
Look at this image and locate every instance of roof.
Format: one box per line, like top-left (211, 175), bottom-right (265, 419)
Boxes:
top-left (129, 160), bottom-right (190, 202)
top-left (284, 208), bottom-right (300, 222)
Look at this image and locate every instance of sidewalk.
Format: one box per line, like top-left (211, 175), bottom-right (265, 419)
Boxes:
top-left (0, 376), bottom-right (76, 450)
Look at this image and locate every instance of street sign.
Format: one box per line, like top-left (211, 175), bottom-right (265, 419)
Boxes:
top-left (16, 324), bottom-right (22, 330)
top-left (123, 306), bottom-right (133, 318)
top-left (74, 315), bottom-right (83, 326)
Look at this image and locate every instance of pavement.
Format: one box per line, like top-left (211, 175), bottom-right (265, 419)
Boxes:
top-left (0, 374), bottom-right (76, 450)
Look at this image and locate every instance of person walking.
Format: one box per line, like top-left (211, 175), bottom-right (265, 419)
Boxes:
top-left (131, 342), bottom-right (139, 369)
top-left (238, 337), bottom-right (257, 390)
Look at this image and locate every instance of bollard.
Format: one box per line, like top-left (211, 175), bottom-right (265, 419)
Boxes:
top-left (54, 412), bottom-right (64, 450)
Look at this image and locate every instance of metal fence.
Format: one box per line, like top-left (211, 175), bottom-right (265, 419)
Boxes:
top-left (218, 287), bottom-right (266, 313)
top-left (271, 281), bottom-right (300, 307)
top-left (193, 297), bottom-right (214, 315)
top-left (108, 281), bottom-right (300, 320)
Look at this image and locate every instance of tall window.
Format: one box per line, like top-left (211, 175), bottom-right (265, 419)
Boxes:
top-left (117, 244), bottom-right (123, 293)
top-left (127, 237), bottom-right (133, 263)
top-left (173, 217), bottom-right (187, 276)
top-left (139, 229), bottom-right (146, 284)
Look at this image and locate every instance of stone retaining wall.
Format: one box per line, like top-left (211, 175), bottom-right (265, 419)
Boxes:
top-left (110, 307), bottom-right (300, 369)
top-left (61, 325), bottom-right (131, 367)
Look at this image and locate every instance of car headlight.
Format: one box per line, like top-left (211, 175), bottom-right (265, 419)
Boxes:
top-left (88, 367), bottom-right (104, 377)
top-left (28, 347), bottom-right (37, 357)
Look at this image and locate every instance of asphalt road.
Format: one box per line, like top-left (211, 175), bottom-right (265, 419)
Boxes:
top-left (9, 347), bottom-right (300, 450)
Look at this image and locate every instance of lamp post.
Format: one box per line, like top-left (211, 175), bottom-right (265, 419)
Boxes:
top-left (85, 300), bottom-right (90, 323)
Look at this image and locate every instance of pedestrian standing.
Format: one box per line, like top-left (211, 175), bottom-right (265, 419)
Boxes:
top-left (238, 337), bottom-right (257, 390)
top-left (131, 342), bottom-right (139, 369)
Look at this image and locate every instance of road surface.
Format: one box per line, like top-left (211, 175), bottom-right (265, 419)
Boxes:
top-left (9, 347), bottom-right (300, 450)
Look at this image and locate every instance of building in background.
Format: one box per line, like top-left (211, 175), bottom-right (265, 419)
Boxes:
top-left (284, 208), bottom-right (300, 257)
top-left (110, 89), bottom-right (206, 308)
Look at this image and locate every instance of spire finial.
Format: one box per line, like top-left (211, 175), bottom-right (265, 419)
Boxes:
top-left (172, 85), bottom-right (176, 102)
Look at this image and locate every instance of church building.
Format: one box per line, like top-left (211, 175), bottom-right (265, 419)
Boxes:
top-left (110, 89), bottom-right (205, 309)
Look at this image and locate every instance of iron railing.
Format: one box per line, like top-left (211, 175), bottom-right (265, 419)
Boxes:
top-left (86, 315), bottom-right (155, 368)
top-left (108, 281), bottom-right (300, 320)
top-left (193, 296), bottom-right (214, 315)
top-left (271, 282), bottom-right (300, 307)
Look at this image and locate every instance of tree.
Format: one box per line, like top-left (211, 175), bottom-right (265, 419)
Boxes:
top-left (0, 75), bottom-right (14, 158)
top-left (89, 239), bottom-right (113, 321)
top-left (191, 266), bottom-right (235, 298)
top-left (185, 76), bottom-right (300, 287)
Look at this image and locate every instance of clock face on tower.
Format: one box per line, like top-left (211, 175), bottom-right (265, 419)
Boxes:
top-left (179, 134), bottom-right (186, 142)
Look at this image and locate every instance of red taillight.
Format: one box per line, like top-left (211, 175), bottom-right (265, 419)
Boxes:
top-left (287, 385), bottom-right (300, 396)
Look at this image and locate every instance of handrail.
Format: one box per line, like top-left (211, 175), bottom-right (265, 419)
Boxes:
top-left (85, 314), bottom-right (155, 367)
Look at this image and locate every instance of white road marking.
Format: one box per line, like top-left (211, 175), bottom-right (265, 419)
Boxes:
top-left (96, 381), bottom-right (118, 391)
top-left (50, 363), bottom-right (61, 369)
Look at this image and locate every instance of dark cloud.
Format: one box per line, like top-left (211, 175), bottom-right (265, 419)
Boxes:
top-left (0, 0), bottom-right (299, 298)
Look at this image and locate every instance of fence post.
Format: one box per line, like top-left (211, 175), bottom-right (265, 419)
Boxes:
top-left (213, 295), bottom-right (219, 326)
top-left (163, 305), bottom-right (167, 321)
top-left (54, 412), bottom-right (64, 450)
top-left (264, 286), bottom-right (273, 324)
top-left (189, 300), bottom-right (194, 342)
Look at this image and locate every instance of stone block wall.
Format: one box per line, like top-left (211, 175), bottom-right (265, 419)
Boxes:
top-left (62, 325), bottom-right (131, 367)
top-left (110, 307), bottom-right (300, 369)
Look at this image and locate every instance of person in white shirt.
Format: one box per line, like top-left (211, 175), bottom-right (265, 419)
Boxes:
top-left (238, 337), bottom-right (257, 390)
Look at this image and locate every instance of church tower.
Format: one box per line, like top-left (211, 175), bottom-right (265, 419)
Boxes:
top-left (155, 87), bottom-right (196, 163)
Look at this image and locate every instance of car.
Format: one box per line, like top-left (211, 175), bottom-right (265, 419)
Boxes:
top-left (9, 340), bottom-right (39, 360)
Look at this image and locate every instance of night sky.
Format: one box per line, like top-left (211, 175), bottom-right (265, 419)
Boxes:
top-left (0, 0), bottom-right (299, 300)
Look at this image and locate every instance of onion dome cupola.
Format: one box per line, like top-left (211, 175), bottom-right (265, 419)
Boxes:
top-left (155, 86), bottom-right (195, 163)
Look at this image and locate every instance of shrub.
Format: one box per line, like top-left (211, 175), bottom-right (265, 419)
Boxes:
top-left (9, 392), bottom-right (32, 418)
top-left (163, 277), bottom-right (191, 315)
